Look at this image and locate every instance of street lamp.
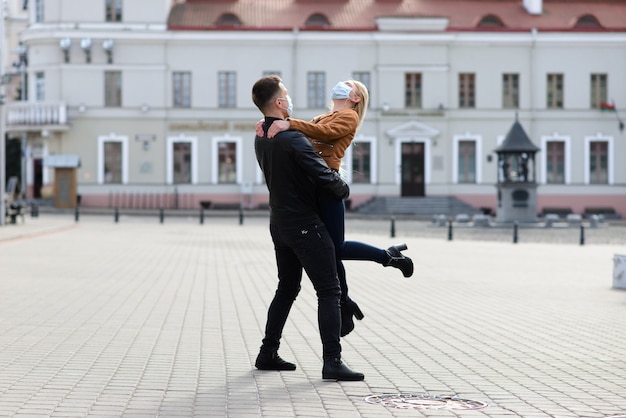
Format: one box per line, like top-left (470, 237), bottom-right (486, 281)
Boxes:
top-left (59, 38), bottom-right (71, 63)
top-left (102, 39), bottom-right (114, 64)
top-left (13, 42), bottom-right (28, 200)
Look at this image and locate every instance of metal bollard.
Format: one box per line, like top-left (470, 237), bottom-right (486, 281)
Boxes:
top-left (200, 208), bottom-right (204, 225)
top-left (75, 206), bottom-right (80, 222)
top-left (159, 208), bottom-right (164, 224)
top-left (239, 207), bottom-right (244, 225)
top-left (114, 207), bottom-right (119, 223)
top-left (580, 224), bottom-right (585, 246)
top-left (31, 203), bottom-right (39, 218)
top-left (390, 217), bottom-right (396, 238)
top-left (447, 220), bottom-right (453, 241)
top-left (513, 221), bottom-right (518, 243)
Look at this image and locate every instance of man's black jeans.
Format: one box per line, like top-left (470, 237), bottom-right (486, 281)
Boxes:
top-left (261, 221), bottom-right (342, 359)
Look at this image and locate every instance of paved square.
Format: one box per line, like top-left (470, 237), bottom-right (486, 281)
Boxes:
top-left (1, 214), bottom-right (625, 417)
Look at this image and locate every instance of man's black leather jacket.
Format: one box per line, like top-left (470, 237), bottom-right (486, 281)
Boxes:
top-left (255, 117), bottom-right (350, 225)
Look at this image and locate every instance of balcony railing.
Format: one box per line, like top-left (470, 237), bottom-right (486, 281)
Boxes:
top-left (5, 102), bottom-right (68, 131)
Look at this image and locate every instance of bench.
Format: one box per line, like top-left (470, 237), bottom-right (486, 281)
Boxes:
top-left (584, 207), bottom-right (621, 220)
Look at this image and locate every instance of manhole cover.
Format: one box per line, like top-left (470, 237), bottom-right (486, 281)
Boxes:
top-left (364, 393), bottom-right (488, 410)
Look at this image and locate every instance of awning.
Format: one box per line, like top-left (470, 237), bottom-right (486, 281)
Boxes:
top-left (43, 154), bottom-right (81, 168)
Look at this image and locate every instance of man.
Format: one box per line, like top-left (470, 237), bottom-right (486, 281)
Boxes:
top-left (252, 75), bottom-right (364, 381)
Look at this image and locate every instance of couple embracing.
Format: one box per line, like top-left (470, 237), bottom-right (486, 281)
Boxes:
top-left (252, 75), bottom-right (413, 381)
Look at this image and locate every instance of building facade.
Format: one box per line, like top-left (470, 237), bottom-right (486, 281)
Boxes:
top-left (5, 0), bottom-right (626, 216)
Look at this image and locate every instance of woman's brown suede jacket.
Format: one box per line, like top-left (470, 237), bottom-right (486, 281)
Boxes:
top-left (287, 108), bottom-right (359, 172)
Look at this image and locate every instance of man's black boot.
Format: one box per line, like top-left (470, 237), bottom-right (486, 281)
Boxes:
top-left (255, 351), bottom-right (296, 371)
top-left (322, 357), bottom-right (364, 381)
top-left (385, 243), bottom-right (414, 278)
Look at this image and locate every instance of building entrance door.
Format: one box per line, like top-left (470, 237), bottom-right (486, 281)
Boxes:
top-left (401, 142), bottom-right (425, 197)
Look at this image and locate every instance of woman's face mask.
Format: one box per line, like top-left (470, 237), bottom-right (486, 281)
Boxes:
top-left (330, 82), bottom-right (353, 100)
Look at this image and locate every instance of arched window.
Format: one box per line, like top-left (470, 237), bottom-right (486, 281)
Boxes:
top-left (477, 14), bottom-right (504, 28)
top-left (216, 13), bottom-right (241, 27)
top-left (574, 14), bottom-right (601, 28)
top-left (304, 13), bottom-right (330, 28)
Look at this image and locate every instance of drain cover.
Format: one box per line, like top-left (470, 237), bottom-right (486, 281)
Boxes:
top-left (364, 393), bottom-right (488, 410)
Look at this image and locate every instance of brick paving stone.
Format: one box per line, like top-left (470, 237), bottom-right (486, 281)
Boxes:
top-left (0, 214), bottom-right (625, 417)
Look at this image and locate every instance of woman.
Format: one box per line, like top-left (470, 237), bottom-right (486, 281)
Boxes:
top-left (259, 80), bottom-right (413, 336)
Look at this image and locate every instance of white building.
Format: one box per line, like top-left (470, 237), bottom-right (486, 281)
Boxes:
top-left (5, 0), bottom-right (626, 217)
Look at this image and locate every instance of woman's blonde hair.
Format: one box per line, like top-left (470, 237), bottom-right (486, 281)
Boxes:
top-left (348, 80), bottom-right (369, 128)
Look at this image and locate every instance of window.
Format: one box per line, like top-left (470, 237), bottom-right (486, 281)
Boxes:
top-left (405, 73), bottom-right (422, 108)
top-left (104, 71), bottom-right (122, 107)
top-left (353, 71), bottom-right (371, 107)
top-left (546, 141), bottom-right (565, 184)
top-left (307, 72), bottom-right (326, 108)
top-left (218, 71), bottom-right (236, 108)
top-left (304, 13), bottom-right (330, 28)
top-left (477, 14), bottom-right (504, 28)
top-left (35, 72), bottom-right (44, 101)
top-left (104, 141), bottom-right (122, 184)
top-left (351, 141), bottom-right (371, 184)
top-left (172, 71), bottom-right (191, 108)
top-left (216, 13), bottom-right (241, 26)
top-left (502, 73), bottom-right (519, 109)
top-left (547, 73), bottom-right (563, 109)
top-left (105, 0), bottom-right (122, 22)
top-left (457, 140), bottom-right (476, 183)
top-left (459, 73), bottom-right (475, 108)
top-left (218, 142), bottom-right (237, 183)
top-left (173, 143), bottom-right (191, 184)
top-left (590, 73), bottom-right (607, 109)
top-left (34, 0), bottom-right (44, 22)
top-left (167, 136), bottom-right (198, 185)
top-left (575, 14), bottom-right (601, 28)
top-left (262, 71), bottom-right (281, 77)
top-left (589, 141), bottom-right (608, 184)
top-left (98, 135), bottom-right (128, 184)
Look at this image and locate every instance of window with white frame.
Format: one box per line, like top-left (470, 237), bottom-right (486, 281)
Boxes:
top-left (105, 0), bottom-right (122, 22)
top-left (34, 0), bottom-right (44, 22)
top-left (104, 71), bottom-right (122, 107)
top-left (540, 134), bottom-right (570, 184)
top-left (218, 71), bottom-right (236, 108)
top-left (212, 136), bottom-right (242, 184)
top-left (405, 73), bottom-right (422, 109)
top-left (502, 73), bottom-right (519, 109)
top-left (344, 136), bottom-right (376, 184)
top-left (262, 71), bottom-right (281, 78)
top-left (584, 135), bottom-right (613, 185)
top-left (167, 136), bottom-right (198, 184)
top-left (589, 140), bottom-right (609, 184)
top-left (457, 140), bottom-right (476, 183)
top-left (590, 73), bottom-right (607, 109)
top-left (35, 72), bottom-right (44, 101)
top-left (98, 135), bottom-right (128, 184)
top-left (351, 141), bottom-right (371, 184)
top-left (453, 135), bottom-right (481, 184)
top-left (547, 73), bottom-right (563, 109)
top-left (307, 71), bottom-right (326, 108)
top-left (172, 71), bottom-right (191, 108)
top-left (546, 141), bottom-right (565, 184)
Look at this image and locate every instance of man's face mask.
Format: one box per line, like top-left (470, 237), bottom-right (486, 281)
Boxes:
top-left (330, 82), bottom-right (353, 100)
top-left (279, 95), bottom-right (293, 117)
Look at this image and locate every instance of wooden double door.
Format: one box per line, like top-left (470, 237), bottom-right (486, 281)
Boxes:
top-left (401, 142), bottom-right (425, 197)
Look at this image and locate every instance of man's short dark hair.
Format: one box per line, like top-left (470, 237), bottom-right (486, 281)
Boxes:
top-left (252, 75), bottom-right (282, 113)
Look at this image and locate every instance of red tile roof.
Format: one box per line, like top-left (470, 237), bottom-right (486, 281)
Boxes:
top-left (168, 0), bottom-right (626, 32)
